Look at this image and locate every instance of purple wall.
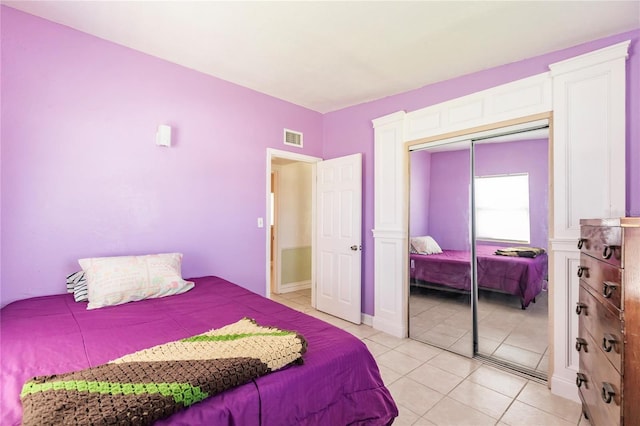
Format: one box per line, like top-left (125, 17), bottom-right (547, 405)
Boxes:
top-left (1, 7), bottom-right (638, 318)
top-left (0, 7), bottom-right (323, 307)
top-left (409, 150), bottom-right (431, 237)
top-left (324, 29), bottom-right (639, 316)
top-left (418, 140), bottom-right (549, 251)
top-left (426, 149), bottom-right (472, 251)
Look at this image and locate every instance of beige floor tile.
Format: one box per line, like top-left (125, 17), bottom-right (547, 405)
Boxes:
top-left (343, 323), bottom-right (378, 339)
top-left (448, 380), bottom-right (513, 419)
top-left (516, 381), bottom-right (582, 423)
top-left (394, 339), bottom-right (443, 362)
top-left (410, 296), bottom-right (439, 317)
top-left (503, 330), bottom-right (548, 354)
top-left (477, 335), bottom-right (504, 355)
top-left (368, 331), bottom-right (407, 349)
top-left (467, 365), bottom-right (527, 398)
top-left (442, 312), bottom-right (473, 329)
top-left (284, 301), bottom-right (314, 313)
top-left (536, 354), bottom-right (549, 374)
top-left (289, 294), bottom-right (311, 306)
top-left (430, 323), bottom-right (468, 339)
top-left (415, 329), bottom-right (460, 348)
top-left (363, 338), bottom-right (392, 357)
top-left (501, 400), bottom-right (576, 426)
top-left (393, 403), bottom-right (422, 425)
top-left (413, 417), bottom-right (438, 425)
top-left (427, 351), bottom-right (481, 378)
top-left (376, 349), bottom-right (424, 375)
top-left (377, 364), bottom-right (402, 386)
top-left (492, 343), bottom-right (542, 369)
top-left (387, 377), bottom-right (445, 416)
top-left (447, 335), bottom-right (474, 357)
top-left (477, 324), bottom-right (513, 342)
top-left (415, 308), bottom-right (456, 324)
top-left (424, 396), bottom-right (497, 426)
top-left (407, 363), bottom-right (465, 395)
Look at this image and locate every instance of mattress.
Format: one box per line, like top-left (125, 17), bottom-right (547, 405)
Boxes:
top-left (410, 244), bottom-right (547, 308)
top-left (0, 276), bottom-right (397, 425)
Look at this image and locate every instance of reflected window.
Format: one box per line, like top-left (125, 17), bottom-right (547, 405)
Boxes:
top-left (475, 174), bottom-right (530, 243)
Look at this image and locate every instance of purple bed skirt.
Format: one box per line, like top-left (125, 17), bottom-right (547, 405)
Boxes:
top-left (410, 245), bottom-right (547, 308)
top-left (0, 276), bottom-right (397, 425)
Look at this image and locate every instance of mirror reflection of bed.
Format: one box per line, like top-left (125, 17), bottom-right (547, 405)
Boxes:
top-left (408, 125), bottom-right (549, 380)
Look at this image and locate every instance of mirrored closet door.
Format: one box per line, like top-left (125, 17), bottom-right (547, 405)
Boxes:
top-left (472, 129), bottom-right (549, 378)
top-left (408, 123), bottom-right (550, 378)
top-left (408, 140), bottom-right (473, 357)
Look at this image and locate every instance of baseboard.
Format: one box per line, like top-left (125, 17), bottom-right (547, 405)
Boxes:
top-left (278, 280), bottom-right (311, 293)
top-left (551, 373), bottom-right (580, 403)
top-left (372, 316), bottom-right (406, 338)
top-left (361, 313), bottom-right (373, 327)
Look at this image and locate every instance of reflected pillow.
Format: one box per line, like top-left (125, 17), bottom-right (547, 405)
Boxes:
top-left (410, 236), bottom-right (443, 255)
top-left (78, 253), bottom-right (194, 310)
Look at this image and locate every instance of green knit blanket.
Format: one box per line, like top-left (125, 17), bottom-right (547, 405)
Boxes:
top-left (21, 318), bottom-right (307, 425)
top-left (495, 246), bottom-right (546, 258)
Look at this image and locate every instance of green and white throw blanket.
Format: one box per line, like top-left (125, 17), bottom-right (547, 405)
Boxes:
top-left (21, 318), bottom-right (307, 425)
top-left (495, 247), bottom-right (546, 258)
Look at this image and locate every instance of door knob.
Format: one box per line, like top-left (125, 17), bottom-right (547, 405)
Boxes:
top-left (350, 245), bottom-right (361, 251)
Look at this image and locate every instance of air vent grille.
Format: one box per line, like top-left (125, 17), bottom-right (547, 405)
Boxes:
top-left (284, 129), bottom-right (303, 148)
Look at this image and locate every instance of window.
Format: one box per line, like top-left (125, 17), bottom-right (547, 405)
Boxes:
top-left (475, 174), bottom-right (530, 243)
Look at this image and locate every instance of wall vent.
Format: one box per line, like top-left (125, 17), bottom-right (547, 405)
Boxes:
top-left (284, 129), bottom-right (303, 148)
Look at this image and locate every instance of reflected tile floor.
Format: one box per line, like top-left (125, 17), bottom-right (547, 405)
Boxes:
top-left (409, 287), bottom-right (549, 375)
top-left (272, 288), bottom-right (589, 426)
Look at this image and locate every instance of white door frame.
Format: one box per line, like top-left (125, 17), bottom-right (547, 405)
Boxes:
top-left (266, 148), bottom-right (322, 304)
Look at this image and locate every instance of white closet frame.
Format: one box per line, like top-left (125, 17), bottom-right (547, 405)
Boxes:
top-left (371, 41), bottom-right (629, 402)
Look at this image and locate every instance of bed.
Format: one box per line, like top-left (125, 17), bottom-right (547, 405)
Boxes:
top-left (0, 276), bottom-right (398, 425)
top-left (410, 245), bottom-right (547, 309)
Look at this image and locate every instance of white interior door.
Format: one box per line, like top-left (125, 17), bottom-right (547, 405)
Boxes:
top-left (316, 153), bottom-right (362, 324)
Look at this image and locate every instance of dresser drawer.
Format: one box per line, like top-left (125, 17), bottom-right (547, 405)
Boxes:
top-left (579, 225), bottom-right (622, 267)
top-left (578, 331), bottom-right (622, 426)
top-left (577, 284), bottom-right (623, 374)
top-left (578, 253), bottom-right (623, 311)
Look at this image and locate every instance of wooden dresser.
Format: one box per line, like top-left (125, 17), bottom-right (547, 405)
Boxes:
top-left (576, 218), bottom-right (640, 425)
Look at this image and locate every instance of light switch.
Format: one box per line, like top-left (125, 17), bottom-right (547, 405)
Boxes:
top-left (257, 217), bottom-right (264, 228)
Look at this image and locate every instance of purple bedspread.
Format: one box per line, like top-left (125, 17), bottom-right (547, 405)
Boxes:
top-left (410, 245), bottom-right (547, 307)
top-left (0, 276), bottom-right (397, 425)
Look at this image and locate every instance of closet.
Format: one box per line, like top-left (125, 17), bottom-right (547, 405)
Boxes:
top-left (408, 123), bottom-right (550, 377)
top-left (372, 40), bottom-right (628, 401)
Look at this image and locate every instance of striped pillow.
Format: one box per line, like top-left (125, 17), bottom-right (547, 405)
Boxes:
top-left (66, 271), bottom-right (88, 302)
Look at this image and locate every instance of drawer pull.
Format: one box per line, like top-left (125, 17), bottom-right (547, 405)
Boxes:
top-left (601, 382), bottom-right (616, 404)
top-left (602, 245), bottom-right (614, 260)
top-left (602, 281), bottom-right (619, 299)
top-left (575, 302), bottom-right (587, 315)
top-left (576, 373), bottom-right (587, 388)
top-left (577, 238), bottom-right (587, 249)
top-left (577, 266), bottom-right (589, 278)
top-left (602, 333), bottom-right (617, 353)
top-left (575, 337), bottom-right (588, 352)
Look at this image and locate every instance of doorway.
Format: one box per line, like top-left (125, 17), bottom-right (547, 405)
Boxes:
top-left (266, 149), bottom-right (364, 324)
top-left (269, 157), bottom-right (314, 310)
top-left (266, 149), bottom-right (321, 311)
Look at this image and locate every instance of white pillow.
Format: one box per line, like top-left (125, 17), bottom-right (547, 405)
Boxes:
top-left (78, 253), bottom-right (194, 310)
top-left (410, 236), bottom-right (443, 255)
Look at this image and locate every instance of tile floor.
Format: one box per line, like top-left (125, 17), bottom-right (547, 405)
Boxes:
top-left (409, 286), bottom-right (549, 376)
top-left (271, 288), bottom-right (590, 426)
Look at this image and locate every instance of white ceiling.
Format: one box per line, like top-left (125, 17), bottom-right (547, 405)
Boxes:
top-left (4, 1), bottom-right (639, 113)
